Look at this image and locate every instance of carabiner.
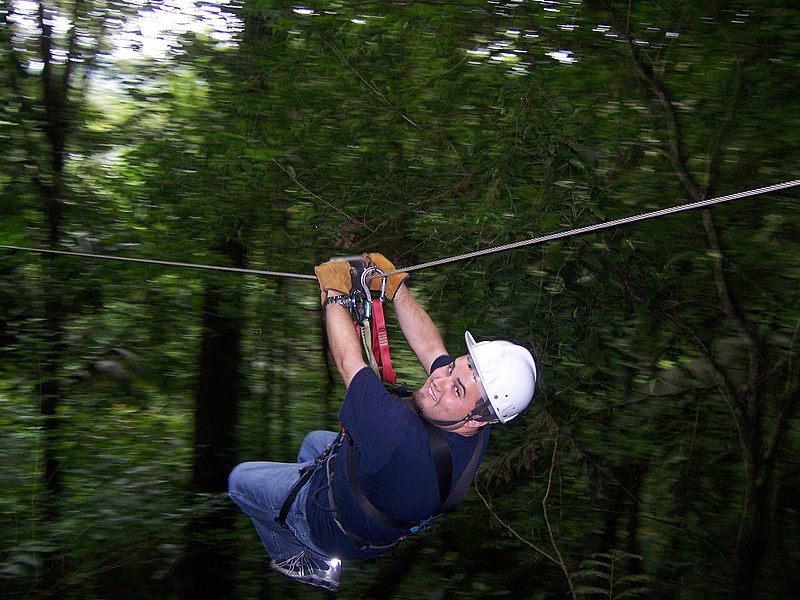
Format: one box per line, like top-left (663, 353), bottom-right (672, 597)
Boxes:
top-left (362, 266), bottom-right (387, 300)
top-left (378, 271), bottom-right (387, 300)
top-left (359, 267), bottom-right (375, 321)
top-left (349, 289), bottom-right (366, 324)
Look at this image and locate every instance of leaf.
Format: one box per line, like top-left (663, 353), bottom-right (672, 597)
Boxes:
top-left (615, 587), bottom-right (654, 599)
top-left (574, 585), bottom-right (611, 597)
top-left (575, 568), bottom-right (612, 580)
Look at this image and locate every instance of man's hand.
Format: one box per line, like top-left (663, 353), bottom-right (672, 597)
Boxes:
top-left (364, 253), bottom-right (409, 300)
top-left (314, 260), bottom-right (352, 305)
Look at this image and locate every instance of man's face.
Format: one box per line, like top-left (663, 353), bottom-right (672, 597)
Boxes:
top-left (413, 355), bottom-right (485, 425)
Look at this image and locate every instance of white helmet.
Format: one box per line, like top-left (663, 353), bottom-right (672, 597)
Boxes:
top-left (465, 331), bottom-right (538, 424)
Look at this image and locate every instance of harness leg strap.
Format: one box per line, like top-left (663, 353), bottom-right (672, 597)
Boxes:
top-left (275, 465), bottom-right (316, 529)
top-left (275, 432), bottom-right (346, 529)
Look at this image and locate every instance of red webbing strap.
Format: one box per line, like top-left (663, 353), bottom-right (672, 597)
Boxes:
top-left (371, 297), bottom-right (396, 384)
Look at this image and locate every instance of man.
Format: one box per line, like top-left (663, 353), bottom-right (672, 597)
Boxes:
top-left (228, 254), bottom-right (537, 592)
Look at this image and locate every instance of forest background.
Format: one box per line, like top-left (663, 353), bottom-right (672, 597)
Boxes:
top-left (1, 0), bottom-right (798, 599)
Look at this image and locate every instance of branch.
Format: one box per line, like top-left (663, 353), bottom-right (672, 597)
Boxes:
top-left (542, 437), bottom-right (577, 598)
top-left (475, 434), bottom-right (577, 600)
top-left (475, 483), bottom-right (565, 573)
top-left (600, 0), bottom-right (762, 432)
top-left (269, 157), bottom-right (372, 230)
top-left (319, 34), bottom-right (419, 128)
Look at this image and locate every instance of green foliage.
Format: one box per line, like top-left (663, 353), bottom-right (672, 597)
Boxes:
top-left (573, 551), bottom-right (655, 599)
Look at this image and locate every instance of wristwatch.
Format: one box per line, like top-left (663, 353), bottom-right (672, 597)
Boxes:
top-left (324, 294), bottom-right (351, 308)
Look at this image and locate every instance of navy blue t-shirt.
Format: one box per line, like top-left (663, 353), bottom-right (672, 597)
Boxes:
top-left (306, 359), bottom-right (490, 559)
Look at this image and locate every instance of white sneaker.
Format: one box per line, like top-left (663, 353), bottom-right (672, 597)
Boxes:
top-left (271, 551), bottom-right (341, 592)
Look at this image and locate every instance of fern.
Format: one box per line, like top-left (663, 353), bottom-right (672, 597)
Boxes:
top-left (571, 551), bottom-right (655, 599)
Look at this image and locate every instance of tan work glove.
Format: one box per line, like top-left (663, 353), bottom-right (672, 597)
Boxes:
top-left (314, 259), bottom-right (352, 305)
top-left (364, 253), bottom-right (409, 301)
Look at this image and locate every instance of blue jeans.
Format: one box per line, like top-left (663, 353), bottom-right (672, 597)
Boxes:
top-left (228, 430), bottom-right (339, 563)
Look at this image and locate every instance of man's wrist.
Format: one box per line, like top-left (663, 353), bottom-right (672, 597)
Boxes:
top-left (392, 281), bottom-right (411, 303)
top-left (324, 293), bottom-right (351, 308)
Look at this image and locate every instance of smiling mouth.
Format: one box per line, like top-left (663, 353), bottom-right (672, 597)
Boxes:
top-left (427, 386), bottom-right (438, 404)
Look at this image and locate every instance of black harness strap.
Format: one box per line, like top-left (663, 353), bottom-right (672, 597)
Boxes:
top-left (419, 417), bottom-right (453, 506)
top-left (275, 431), bottom-right (345, 529)
top-left (343, 422), bottom-right (486, 532)
top-left (275, 465), bottom-right (316, 529)
top-left (440, 425), bottom-right (486, 514)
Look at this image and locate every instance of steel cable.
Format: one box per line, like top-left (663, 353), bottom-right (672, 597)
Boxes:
top-left (2, 179), bottom-right (798, 280)
top-left (378, 179), bottom-right (800, 277)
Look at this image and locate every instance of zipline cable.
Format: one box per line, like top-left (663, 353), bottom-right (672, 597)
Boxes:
top-left (0, 245), bottom-right (318, 280)
top-left (1, 179), bottom-right (798, 280)
top-left (380, 178), bottom-right (800, 277)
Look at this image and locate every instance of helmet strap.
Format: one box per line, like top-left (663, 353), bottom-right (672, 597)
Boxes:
top-left (410, 394), bottom-right (497, 429)
top-left (468, 400), bottom-right (500, 424)
top-left (419, 403), bottom-right (497, 430)
top-left (419, 414), bottom-right (470, 430)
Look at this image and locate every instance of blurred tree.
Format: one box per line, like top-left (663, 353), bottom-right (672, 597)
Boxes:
top-left (1, 1), bottom-right (798, 599)
top-left (0, 1), bottom-right (141, 596)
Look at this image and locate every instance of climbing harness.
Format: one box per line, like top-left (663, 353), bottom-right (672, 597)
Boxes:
top-left (274, 390), bottom-right (488, 551)
top-left (275, 352), bottom-right (487, 550)
top-left (3, 178), bottom-right (798, 279)
top-left (325, 422), bottom-right (488, 550)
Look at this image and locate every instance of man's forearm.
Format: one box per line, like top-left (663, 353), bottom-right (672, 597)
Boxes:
top-left (324, 292), bottom-right (367, 388)
top-left (392, 284), bottom-right (448, 373)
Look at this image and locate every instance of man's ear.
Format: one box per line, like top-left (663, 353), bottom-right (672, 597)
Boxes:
top-left (465, 418), bottom-right (488, 431)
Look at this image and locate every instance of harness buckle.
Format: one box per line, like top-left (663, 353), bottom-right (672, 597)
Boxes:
top-left (410, 516), bottom-right (437, 534)
top-left (350, 288), bottom-right (369, 324)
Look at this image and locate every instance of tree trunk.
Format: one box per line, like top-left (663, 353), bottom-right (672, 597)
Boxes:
top-left (182, 238), bottom-right (246, 600)
top-left (36, 0), bottom-right (69, 594)
top-left (734, 383), bottom-right (800, 599)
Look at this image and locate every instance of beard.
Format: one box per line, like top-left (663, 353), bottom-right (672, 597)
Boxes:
top-left (410, 390), bottom-right (425, 415)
